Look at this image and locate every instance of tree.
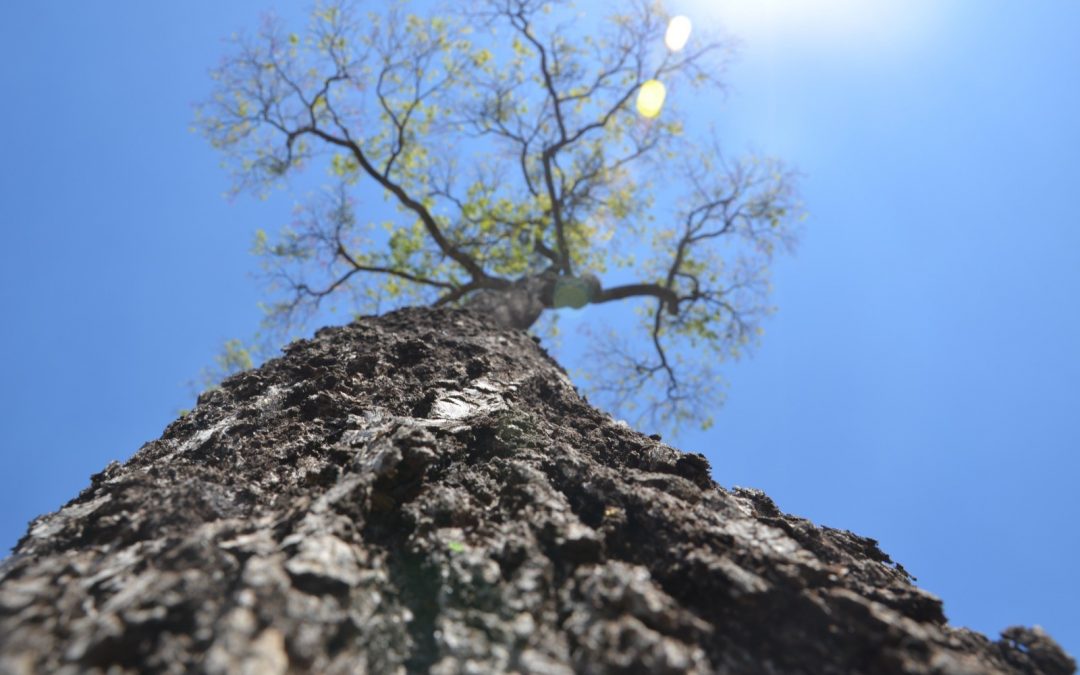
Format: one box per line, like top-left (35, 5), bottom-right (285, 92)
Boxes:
top-left (196, 0), bottom-right (800, 432)
top-left (3, 308), bottom-right (1072, 674)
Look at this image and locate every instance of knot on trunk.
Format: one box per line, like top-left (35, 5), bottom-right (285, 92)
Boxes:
top-left (464, 272), bottom-right (601, 329)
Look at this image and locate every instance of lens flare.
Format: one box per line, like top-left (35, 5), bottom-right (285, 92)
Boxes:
top-left (636, 80), bottom-right (667, 119)
top-left (665, 15), bottom-right (693, 52)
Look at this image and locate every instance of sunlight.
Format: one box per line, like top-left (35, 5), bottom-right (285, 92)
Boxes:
top-left (677, 0), bottom-right (941, 55)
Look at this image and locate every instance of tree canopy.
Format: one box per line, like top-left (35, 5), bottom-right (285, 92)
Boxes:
top-left (196, 0), bottom-right (800, 432)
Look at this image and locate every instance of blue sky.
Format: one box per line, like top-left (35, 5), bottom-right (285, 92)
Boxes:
top-left (1, 0), bottom-right (1077, 658)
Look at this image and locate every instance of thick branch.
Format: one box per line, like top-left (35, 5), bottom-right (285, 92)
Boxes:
top-left (593, 283), bottom-right (679, 314)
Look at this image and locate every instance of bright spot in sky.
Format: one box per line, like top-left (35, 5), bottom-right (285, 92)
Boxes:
top-left (665, 15), bottom-right (693, 52)
top-left (636, 80), bottom-right (667, 118)
top-left (678, 0), bottom-right (943, 55)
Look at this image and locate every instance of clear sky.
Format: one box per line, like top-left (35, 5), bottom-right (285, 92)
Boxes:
top-left (1, 0), bottom-right (1077, 659)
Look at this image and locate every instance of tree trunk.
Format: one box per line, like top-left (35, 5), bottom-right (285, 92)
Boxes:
top-left (0, 307), bottom-right (1073, 675)
top-left (463, 272), bottom-right (555, 329)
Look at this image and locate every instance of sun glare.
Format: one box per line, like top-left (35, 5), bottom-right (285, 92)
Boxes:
top-left (665, 15), bottom-right (693, 52)
top-left (636, 80), bottom-right (667, 119)
top-left (677, 0), bottom-right (941, 55)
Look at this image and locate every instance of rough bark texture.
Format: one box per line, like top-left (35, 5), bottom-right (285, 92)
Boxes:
top-left (0, 307), bottom-right (1073, 675)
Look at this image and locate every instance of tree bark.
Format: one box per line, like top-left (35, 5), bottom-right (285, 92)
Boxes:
top-left (463, 273), bottom-right (554, 330)
top-left (0, 307), bottom-right (1073, 674)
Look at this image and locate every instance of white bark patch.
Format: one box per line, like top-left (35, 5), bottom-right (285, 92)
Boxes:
top-left (429, 377), bottom-right (513, 420)
top-left (284, 535), bottom-right (364, 588)
top-left (28, 493), bottom-right (112, 541)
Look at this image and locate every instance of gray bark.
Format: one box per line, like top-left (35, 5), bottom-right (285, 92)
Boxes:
top-left (0, 307), bottom-right (1073, 674)
top-left (463, 274), bottom-right (553, 330)
top-left (463, 272), bottom-right (601, 329)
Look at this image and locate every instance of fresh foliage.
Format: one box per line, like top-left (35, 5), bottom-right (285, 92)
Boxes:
top-left (197, 0), bottom-right (800, 432)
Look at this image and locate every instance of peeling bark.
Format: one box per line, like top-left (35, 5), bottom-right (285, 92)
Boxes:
top-left (0, 307), bottom-right (1073, 674)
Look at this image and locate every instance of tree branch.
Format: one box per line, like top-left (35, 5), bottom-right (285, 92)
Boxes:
top-left (593, 283), bottom-right (679, 314)
top-left (306, 126), bottom-right (491, 283)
